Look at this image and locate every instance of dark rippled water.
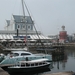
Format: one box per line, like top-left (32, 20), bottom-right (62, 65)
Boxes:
top-left (43, 49), bottom-right (75, 74)
top-left (50, 49), bottom-right (75, 73)
top-left (9, 49), bottom-right (75, 75)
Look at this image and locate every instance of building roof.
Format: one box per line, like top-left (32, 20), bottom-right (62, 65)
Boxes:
top-left (13, 15), bottom-right (33, 24)
top-left (6, 20), bottom-right (10, 26)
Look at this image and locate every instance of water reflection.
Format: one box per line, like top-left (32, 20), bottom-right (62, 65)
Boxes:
top-left (66, 49), bottom-right (75, 58)
top-left (49, 49), bottom-right (75, 73)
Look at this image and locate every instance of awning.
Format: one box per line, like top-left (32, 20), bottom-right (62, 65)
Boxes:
top-left (1, 39), bottom-right (7, 42)
top-left (9, 39), bottom-right (16, 42)
top-left (0, 34), bottom-right (52, 40)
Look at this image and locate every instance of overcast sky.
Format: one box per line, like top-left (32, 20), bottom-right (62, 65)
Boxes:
top-left (0, 0), bottom-right (75, 36)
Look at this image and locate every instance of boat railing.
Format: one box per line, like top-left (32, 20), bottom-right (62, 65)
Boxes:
top-left (14, 58), bottom-right (49, 67)
top-left (18, 61), bottom-right (47, 67)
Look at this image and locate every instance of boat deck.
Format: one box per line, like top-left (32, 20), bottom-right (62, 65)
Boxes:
top-left (0, 64), bottom-right (14, 67)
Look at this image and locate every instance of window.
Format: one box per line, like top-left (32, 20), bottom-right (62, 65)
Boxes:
top-left (17, 24), bottom-right (20, 29)
top-left (21, 53), bottom-right (31, 56)
top-left (22, 25), bottom-right (25, 30)
top-left (13, 53), bottom-right (19, 56)
top-left (18, 25), bottom-right (19, 28)
top-left (28, 25), bottom-right (31, 30)
top-left (28, 26), bottom-right (30, 29)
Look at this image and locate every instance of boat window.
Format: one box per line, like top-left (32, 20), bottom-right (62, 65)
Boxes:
top-left (21, 53), bottom-right (31, 56)
top-left (13, 53), bottom-right (19, 56)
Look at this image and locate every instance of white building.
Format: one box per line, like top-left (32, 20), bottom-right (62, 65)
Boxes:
top-left (0, 15), bottom-right (51, 41)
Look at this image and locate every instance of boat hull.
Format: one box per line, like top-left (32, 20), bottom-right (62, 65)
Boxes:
top-left (2, 63), bottom-right (50, 73)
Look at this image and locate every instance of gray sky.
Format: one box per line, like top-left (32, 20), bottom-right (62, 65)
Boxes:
top-left (0, 0), bottom-right (75, 36)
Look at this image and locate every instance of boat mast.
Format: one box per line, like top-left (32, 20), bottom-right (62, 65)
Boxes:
top-left (21, 0), bottom-right (28, 51)
top-left (21, 0), bottom-right (47, 54)
top-left (22, 0), bottom-right (25, 17)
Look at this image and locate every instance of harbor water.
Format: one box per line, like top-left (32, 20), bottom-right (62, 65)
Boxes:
top-left (42, 48), bottom-right (75, 74)
top-left (51, 49), bottom-right (75, 72)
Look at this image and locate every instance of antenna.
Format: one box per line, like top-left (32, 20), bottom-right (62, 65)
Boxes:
top-left (21, 0), bottom-right (25, 18)
top-left (23, 0), bottom-right (47, 54)
top-left (21, 0), bottom-right (28, 51)
top-left (22, 0), bottom-right (47, 54)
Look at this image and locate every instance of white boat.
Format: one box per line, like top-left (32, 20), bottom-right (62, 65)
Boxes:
top-left (0, 48), bottom-right (52, 65)
top-left (1, 58), bottom-right (50, 73)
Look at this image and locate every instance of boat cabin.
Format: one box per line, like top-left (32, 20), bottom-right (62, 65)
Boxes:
top-left (8, 50), bottom-right (33, 57)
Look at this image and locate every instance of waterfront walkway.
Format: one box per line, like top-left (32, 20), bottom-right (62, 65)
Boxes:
top-left (43, 71), bottom-right (74, 75)
top-left (0, 68), bottom-right (9, 75)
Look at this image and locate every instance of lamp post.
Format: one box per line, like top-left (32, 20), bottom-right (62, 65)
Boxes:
top-left (17, 28), bottom-right (19, 37)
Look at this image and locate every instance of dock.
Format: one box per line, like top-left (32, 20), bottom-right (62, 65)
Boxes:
top-left (0, 68), bottom-right (9, 75)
